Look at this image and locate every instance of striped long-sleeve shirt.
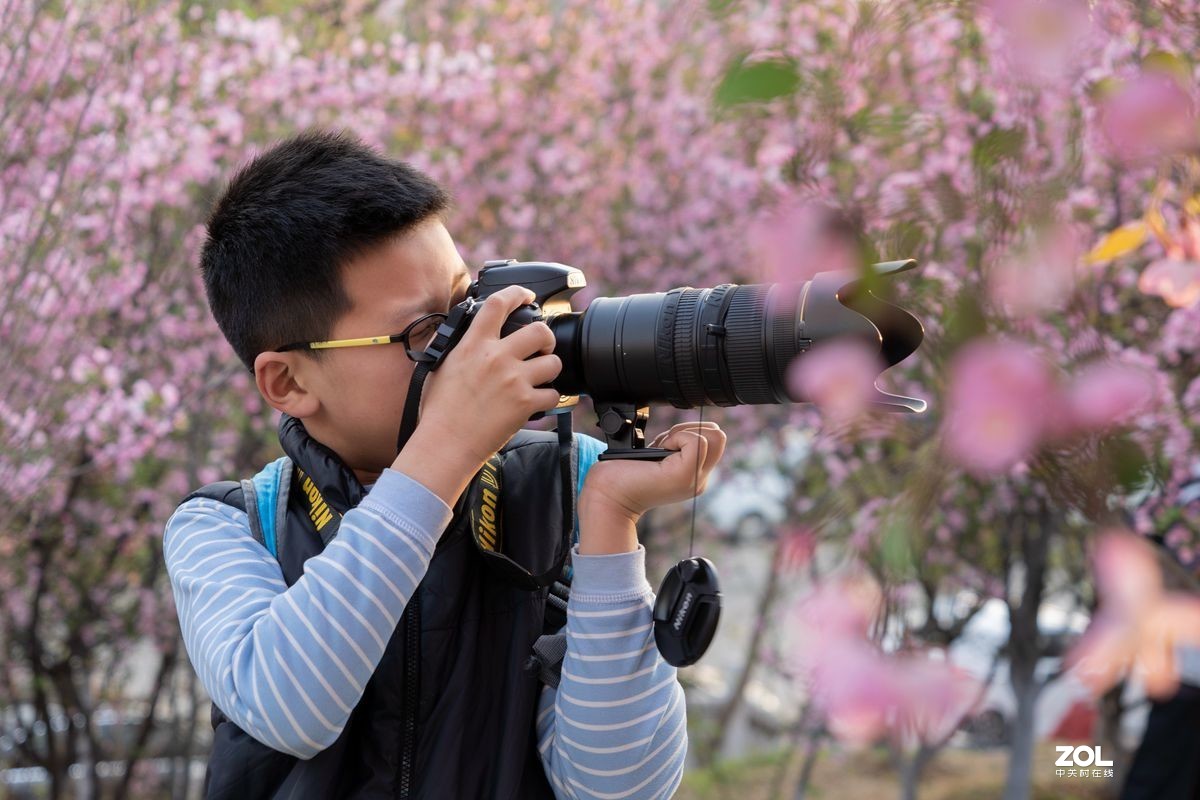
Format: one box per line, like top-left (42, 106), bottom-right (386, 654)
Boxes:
top-left (164, 465), bottom-right (687, 799)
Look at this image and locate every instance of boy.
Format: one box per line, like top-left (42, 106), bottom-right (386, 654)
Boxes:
top-left (164, 130), bottom-right (726, 799)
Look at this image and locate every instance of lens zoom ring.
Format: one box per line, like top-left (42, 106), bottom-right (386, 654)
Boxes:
top-left (725, 286), bottom-right (777, 404)
top-left (769, 287), bottom-right (801, 402)
top-left (672, 289), bottom-right (705, 407)
top-left (655, 290), bottom-right (684, 407)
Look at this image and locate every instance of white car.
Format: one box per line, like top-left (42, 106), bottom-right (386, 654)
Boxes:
top-left (697, 428), bottom-right (811, 542)
top-left (947, 598), bottom-right (1148, 748)
top-left (698, 468), bottom-right (790, 541)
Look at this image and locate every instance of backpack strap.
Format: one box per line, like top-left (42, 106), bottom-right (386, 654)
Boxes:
top-left (529, 634), bottom-right (570, 689)
top-left (182, 457), bottom-right (292, 558)
top-left (528, 431), bottom-right (607, 687)
top-left (567, 432), bottom-right (607, 578)
top-left (183, 481), bottom-right (246, 513)
top-left (238, 456), bottom-right (292, 559)
top-left (540, 431), bottom-right (605, 633)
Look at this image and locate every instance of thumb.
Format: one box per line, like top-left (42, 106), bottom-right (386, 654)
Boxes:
top-left (659, 429), bottom-right (709, 488)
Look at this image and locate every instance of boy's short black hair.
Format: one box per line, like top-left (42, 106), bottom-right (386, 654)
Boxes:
top-left (200, 129), bottom-right (451, 371)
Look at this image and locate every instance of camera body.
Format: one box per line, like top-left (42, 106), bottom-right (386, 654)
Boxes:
top-left (420, 259), bottom-right (587, 415)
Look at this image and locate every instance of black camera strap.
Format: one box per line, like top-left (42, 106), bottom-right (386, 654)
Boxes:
top-left (396, 355), bottom-right (573, 591)
top-left (396, 361), bottom-right (430, 456)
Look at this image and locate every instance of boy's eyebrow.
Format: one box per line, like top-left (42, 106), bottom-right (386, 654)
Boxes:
top-left (392, 267), bottom-right (473, 326)
top-left (445, 267), bottom-right (471, 303)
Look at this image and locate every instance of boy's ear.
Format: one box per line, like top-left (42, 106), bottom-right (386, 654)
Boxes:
top-left (253, 351), bottom-right (321, 418)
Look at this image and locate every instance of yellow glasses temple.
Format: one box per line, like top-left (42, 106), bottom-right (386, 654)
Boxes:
top-left (307, 335), bottom-right (395, 350)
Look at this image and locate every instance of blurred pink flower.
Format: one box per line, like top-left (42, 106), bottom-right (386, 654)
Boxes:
top-left (1065, 362), bottom-right (1156, 431)
top-left (1138, 259), bottom-right (1200, 308)
top-left (791, 575), bottom-right (980, 745)
top-left (1092, 529), bottom-right (1161, 615)
top-left (942, 339), bottom-right (1060, 474)
top-left (983, 0), bottom-right (1096, 84)
top-left (778, 526), bottom-right (818, 573)
top-left (792, 573), bottom-right (882, 639)
top-left (1180, 215), bottom-right (1200, 259)
top-left (749, 197), bottom-right (859, 284)
top-left (988, 225), bottom-right (1083, 316)
top-left (1070, 531), bottom-right (1200, 698)
top-left (815, 650), bottom-right (980, 745)
top-left (787, 339), bottom-right (883, 423)
top-left (896, 657), bottom-right (982, 743)
top-left (1100, 73), bottom-right (1198, 164)
top-left (809, 640), bottom-right (896, 744)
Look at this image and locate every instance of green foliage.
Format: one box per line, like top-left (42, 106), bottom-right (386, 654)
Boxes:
top-left (942, 290), bottom-right (988, 353)
top-left (715, 55), bottom-right (803, 107)
top-left (1098, 434), bottom-right (1151, 495)
top-left (971, 127), bottom-right (1027, 173)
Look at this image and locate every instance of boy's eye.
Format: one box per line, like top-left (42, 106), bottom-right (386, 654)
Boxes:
top-left (411, 318), bottom-right (441, 347)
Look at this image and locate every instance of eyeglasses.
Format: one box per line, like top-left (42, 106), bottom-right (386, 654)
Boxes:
top-left (275, 312), bottom-right (447, 363)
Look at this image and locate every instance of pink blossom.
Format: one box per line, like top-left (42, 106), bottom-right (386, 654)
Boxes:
top-left (1065, 362), bottom-right (1156, 431)
top-left (792, 573), bottom-right (882, 639)
top-left (1100, 73), bottom-right (1198, 164)
top-left (1139, 259), bottom-right (1200, 308)
top-left (982, 0), bottom-right (1097, 85)
top-left (790, 575), bottom-right (981, 745)
top-left (748, 197), bottom-right (859, 284)
top-left (1070, 531), bottom-right (1200, 698)
top-left (988, 224), bottom-right (1083, 316)
top-left (777, 526), bottom-right (818, 573)
top-left (1092, 530), bottom-right (1161, 615)
top-left (942, 339), bottom-right (1060, 474)
top-left (896, 657), bottom-right (981, 743)
top-left (787, 339), bottom-right (884, 423)
top-left (808, 641), bottom-right (897, 744)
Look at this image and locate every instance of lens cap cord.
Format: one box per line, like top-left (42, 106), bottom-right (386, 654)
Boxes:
top-left (647, 406), bottom-right (722, 668)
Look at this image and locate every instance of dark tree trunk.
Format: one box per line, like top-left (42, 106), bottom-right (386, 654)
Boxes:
top-left (1002, 514), bottom-right (1050, 800)
top-left (899, 745), bottom-right (936, 800)
top-left (790, 725), bottom-right (824, 800)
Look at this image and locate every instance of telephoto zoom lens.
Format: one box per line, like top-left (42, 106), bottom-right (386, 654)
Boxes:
top-left (549, 261), bottom-right (926, 413)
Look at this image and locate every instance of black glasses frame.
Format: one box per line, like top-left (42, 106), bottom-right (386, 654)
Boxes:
top-left (274, 312), bottom-right (448, 363)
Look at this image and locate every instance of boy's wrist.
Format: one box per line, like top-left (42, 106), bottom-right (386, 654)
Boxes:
top-left (390, 425), bottom-right (483, 507)
top-left (578, 492), bottom-right (641, 555)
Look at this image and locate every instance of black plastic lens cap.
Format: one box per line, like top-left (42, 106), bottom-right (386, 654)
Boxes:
top-left (653, 557), bottom-right (721, 667)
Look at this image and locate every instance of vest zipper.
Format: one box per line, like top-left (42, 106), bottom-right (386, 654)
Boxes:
top-left (397, 590), bottom-right (421, 798)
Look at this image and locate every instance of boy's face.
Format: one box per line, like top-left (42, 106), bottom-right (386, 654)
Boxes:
top-left (269, 217), bottom-right (472, 484)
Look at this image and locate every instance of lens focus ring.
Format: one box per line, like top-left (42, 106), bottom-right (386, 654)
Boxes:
top-left (724, 285), bottom-right (777, 404)
top-left (671, 289), bottom-right (706, 407)
top-left (655, 290), bottom-right (684, 407)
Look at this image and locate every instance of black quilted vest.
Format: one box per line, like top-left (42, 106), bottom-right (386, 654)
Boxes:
top-left (198, 416), bottom-right (574, 799)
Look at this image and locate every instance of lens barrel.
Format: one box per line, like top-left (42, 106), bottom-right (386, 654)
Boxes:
top-left (549, 263), bottom-right (926, 413)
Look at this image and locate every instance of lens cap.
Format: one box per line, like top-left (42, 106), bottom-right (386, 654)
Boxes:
top-left (653, 557), bottom-right (721, 667)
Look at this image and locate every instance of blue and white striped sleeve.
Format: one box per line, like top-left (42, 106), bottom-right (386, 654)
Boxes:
top-left (163, 468), bottom-right (451, 759)
top-left (535, 544), bottom-right (688, 799)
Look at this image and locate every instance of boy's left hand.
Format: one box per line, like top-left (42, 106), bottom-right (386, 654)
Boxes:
top-left (577, 422), bottom-right (726, 553)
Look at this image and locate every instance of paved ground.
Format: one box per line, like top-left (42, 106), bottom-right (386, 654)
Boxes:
top-left (676, 745), bottom-right (1114, 799)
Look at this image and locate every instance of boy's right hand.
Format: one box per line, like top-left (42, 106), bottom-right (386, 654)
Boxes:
top-left (391, 285), bottom-right (562, 504)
